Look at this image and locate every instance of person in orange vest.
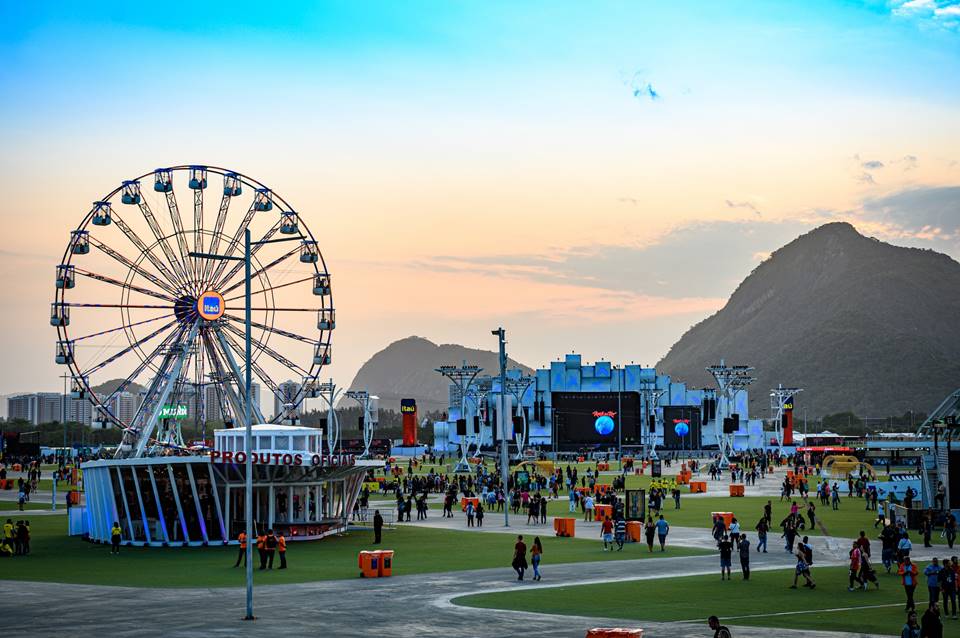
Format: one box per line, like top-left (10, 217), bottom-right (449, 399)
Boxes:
top-left (277, 532), bottom-right (287, 569)
top-left (233, 531), bottom-right (247, 567)
top-left (256, 532), bottom-right (267, 570)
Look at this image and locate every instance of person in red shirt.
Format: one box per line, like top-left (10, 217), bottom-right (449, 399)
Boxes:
top-left (601, 516), bottom-right (614, 551)
top-left (848, 542), bottom-right (863, 591)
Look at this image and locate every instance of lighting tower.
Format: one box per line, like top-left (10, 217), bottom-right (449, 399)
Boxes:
top-left (316, 380), bottom-right (342, 457)
top-left (770, 384), bottom-right (802, 453)
top-left (706, 360), bottom-right (755, 467)
top-left (435, 362), bottom-right (482, 471)
top-left (465, 384), bottom-right (490, 448)
top-left (504, 374), bottom-right (535, 459)
top-left (637, 374), bottom-right (667, 460)
top-left (345, 389), bottom-right (379, 458)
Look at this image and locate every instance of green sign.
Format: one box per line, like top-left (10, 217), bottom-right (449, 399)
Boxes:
top-left (159, 405), bottom-right (188, 419)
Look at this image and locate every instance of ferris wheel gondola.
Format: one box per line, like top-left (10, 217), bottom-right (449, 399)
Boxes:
top-left (52, 165), bottom-right (335, 458)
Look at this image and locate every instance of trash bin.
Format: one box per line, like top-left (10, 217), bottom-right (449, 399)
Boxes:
top-left (729, 484), bottom-right (745, 497)
top-left (358, 550), bottom-right (380, 578)
top-left (377, 549), bottom-right (394, 577)
top-left (626, 521), bottom-right (642, 542)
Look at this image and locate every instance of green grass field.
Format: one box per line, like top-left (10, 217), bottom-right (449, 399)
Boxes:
top-left (0, 515), bottom-right (707, 588)
top-left (455, 565), bottom-right (960, 637)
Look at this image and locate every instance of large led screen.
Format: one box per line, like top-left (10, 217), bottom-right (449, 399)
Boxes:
top-left (552, 391), bottom-right (641, 446)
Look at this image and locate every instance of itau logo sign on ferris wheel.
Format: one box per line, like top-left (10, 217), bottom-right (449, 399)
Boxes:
top-left (197, 291), bottom-right (225, 320)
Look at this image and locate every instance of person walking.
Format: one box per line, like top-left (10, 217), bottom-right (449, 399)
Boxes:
top-left (512, 535), bottom-right (528, 581)
top-left (881, 523), bottom-right (898, 573)
top-left (476, 503), bottom-right (485, 528)
top-left (899, 557), bottom-right (920, 611)
top-left (466, 501), bottom-right (475, 528)
top-left (584, 494), bottom-right (595, 522)
top-left (644, 516), bottom-right (656, 553)
top-left (530, 536), bottom-right (543, 581)
top-left (110, 521), bottom-right (122, 555)
top-left (373, 509), bottom-right (383, 544)
top-left (277, 532), bottom-right (287, 569)
top-left (233, 530), bottom-right (247, 567)
top-left (755, 517), bottom-right (769, 553)
top-left (729, 518), bottom-right (741, 550)
top-left (849, 542), bottom-right (864, 591)
top-left (614, 517), bottom-right (626, 551)
top-left (925, 558), bottom-right (943, 606)
top-left (656, 514), bottom-right (670, 551)
top-left (718, 533), bottom-right (733, 581)
top-left (601, 516), bottom-right (614, 551)
top-left (739, 534), bottom-right (751, 580)
top-left (940, 557), bottom-right (957, 620)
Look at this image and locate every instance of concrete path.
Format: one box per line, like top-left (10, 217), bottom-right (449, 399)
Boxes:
top-left (0, 551), bottom-right (886, 638)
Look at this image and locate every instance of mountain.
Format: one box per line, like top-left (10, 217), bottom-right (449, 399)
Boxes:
top-left (91, 379), bottom-right (145, 396)
top-left (657, 222), bottom-right (960, 418)
top-left (345, 336), bottom-right (533, 413)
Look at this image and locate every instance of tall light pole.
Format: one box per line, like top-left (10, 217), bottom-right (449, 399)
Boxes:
top-left (492, 327), bottom-right (509, 527)
top-left (190, 229), bottom-right (300, 621)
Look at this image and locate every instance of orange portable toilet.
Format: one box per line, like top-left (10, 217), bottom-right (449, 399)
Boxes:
top-left (626, 521), bottom-right (642, 542)
top-left (359, 550), bottom-right (380, 577)
top-left (554, 517), bottom-right (576, 537)
top-left (377, 550), bottom-right (394, 577)
top-left (729, 484), bottom-right (745, 497)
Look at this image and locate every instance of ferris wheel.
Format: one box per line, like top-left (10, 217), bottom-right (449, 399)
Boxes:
top-left (51, 165), bottom-right (335, 458)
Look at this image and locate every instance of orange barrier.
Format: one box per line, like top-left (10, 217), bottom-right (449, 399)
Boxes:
top-left (594, 484), bottom-right (612, 496)
top-left (594, 504), bottom-right (613, 521)
top-left (729, 484), bottom-right (745, 497)
top-left (554, 517), bottom-right (576, 537)
top-left (711, 511), bottom-right (734, 528)
top-left (689, 481), bottom-right (707, 493)
top-left (626, 521), bottom-right (642, 542)
top-left (586, 629), bottom-right (644, 637)
top-left (597, 462), bottom-right (610, 471)
top-left (376, 550), bottom-right (394, 577)
top-left (460, 497), bottom-right (479, 512)
top-left (676, 473), bottom-right (690, 485)
top-left (68, 492), bottom-right (81, 505)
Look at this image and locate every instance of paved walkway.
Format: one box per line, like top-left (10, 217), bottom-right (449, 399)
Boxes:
top-left (0, 552), bottom-right (885, 638)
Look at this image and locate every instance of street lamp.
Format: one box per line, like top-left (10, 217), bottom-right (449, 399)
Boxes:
top-left (492, 327), bottom-right (508, 527)
top-left (189, 229), bottom-right (300, 621)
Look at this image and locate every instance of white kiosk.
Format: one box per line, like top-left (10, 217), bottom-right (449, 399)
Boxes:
top-left (80, 424), bottom-right (380, 546)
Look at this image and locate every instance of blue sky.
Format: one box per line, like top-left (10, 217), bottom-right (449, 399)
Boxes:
top-left (0, 1), bottom-right (957, 396)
